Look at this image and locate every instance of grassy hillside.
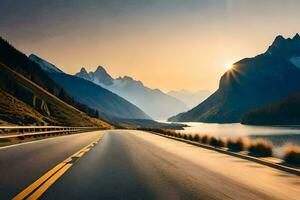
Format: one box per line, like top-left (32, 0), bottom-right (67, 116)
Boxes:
top-left (0, 89), bottom-right (52, 125)
top-left (0, 36), bottom-right (113, 127)
top-left (0, 37), bottom-right (100, 119)
top-left (0, 62), bottom-right (112, 128)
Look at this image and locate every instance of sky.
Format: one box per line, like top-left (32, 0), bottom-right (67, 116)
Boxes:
top-left (0, 0), bottom-right (300, 92)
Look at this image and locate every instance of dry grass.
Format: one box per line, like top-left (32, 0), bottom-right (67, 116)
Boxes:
top-left (188, 134), bottom-right (194, 141)
top-left (209, 137), bottom-right (219, 147)
top-left (193, 134), bottom-right (201, 142)
top-left (216, 137), bottom-right (227, 148)
top-left (0, 89), bottom-right (52, 125)
top-left (248, 139), bottom-right (273, 157)
top-left (143, 128), bottom-right (300, 163)
top-left (209, 136), bottom-right (227, 147)
top-left (227, 137), bottom-right (250, 152)
top-left (201, 134), bottom-right (211, 144)
top-left (183, 134), bottom-right (188, 140)
top-left (283, 143), bottom-right (300, 165)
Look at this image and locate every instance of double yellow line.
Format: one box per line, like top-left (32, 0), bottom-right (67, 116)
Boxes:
top-left (13, 137), bottom-right (101, 200)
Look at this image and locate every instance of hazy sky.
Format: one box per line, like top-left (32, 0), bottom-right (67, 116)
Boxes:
top-left (1, 0), bottom-right (299, 92)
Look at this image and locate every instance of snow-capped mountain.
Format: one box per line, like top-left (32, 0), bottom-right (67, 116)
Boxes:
top-left (29, 55), bottom-right (150, 121)
top-left (76, 66), bottom-right (189, 120)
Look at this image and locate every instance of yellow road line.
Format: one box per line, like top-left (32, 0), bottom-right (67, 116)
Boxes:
top-left (27, 164), bottom-right (72, 200)
top-left (77, 151), bottom-right (86, 157)
top-left (12, 163), bottom-right (65, 200)
top-left (82, 148), bottom-right (90, 153)
top-left (13, 136), bottom-right (102, 200)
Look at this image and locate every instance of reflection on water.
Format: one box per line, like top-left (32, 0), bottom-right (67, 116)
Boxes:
top-left (177, 122), bottom-right (300, 146)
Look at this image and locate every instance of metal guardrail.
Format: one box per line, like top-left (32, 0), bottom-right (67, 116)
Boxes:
top-left (0, 126), bottom-right (101, 139)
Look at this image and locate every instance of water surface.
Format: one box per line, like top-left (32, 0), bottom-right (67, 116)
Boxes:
top-left (177, 122), bottom-right (300, 146)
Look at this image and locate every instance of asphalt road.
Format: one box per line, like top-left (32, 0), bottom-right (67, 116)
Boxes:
top-left (1, 130), bottom-right (299, 200)
top-left (0, 131), bottom-right (102, 199)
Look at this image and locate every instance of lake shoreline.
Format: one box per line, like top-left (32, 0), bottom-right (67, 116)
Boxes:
top-left (168, 122), bottom-right (300, 147)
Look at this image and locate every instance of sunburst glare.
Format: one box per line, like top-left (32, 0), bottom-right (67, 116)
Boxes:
top-left (225, 63), bottom-right (233, 70)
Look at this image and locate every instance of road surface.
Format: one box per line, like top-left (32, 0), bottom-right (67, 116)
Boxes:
top-left (0, 131), bottom-right (101, 199)
top-left (0, 130), bottom-right (299, 199)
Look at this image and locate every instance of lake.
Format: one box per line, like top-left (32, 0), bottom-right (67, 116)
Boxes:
top-left (176, 122), bottom-right (300, 147)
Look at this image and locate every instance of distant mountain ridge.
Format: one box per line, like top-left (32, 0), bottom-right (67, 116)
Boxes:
top-left (167, 89), bottom-right (211, 108)
top-left (169, 34), bottom-right (300, 123)
top-left (29, 54), bottom-right (151, 121)
top-left (76, 66), bottom-right (189, 119)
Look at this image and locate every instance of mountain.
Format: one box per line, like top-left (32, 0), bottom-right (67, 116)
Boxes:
top-left (29, 54), bottom-right (63, 74)
top-left (76, 66), bottom-right (113, 86)
top-left (76, 67), bottom-right (189, 119)
top-left (168, 89), bottom-right (211, 108)
top-left (169, 34), bottom-right (300, 123)
top-left (0, 37), bottom-right (111, 128)
top-left (29, 55), bottom-right (150, 121)
top-left (241, 92), bottom-right (300, 125)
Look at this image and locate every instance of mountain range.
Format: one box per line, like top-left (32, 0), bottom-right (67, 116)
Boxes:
top-left (169, 34), bottom-right (300, 124)
top-left (29, 55), bottom-right (150, 122)
top-left (167, 90), bottom-right (211, 108)
top-left (0, 36), bottom-right (184, 129)
top-left (76, 67), bottom-right (189, 119)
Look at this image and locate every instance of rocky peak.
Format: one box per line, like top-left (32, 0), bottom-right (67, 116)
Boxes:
top-left (93, 66), bottom-right (113, 85)
top-left (293, 33), bottom-right (300, 41)
top-left (272, 35), bottom-right (286, 45)
top-left (122, 76), bottom-right (134, 81)
top-left (75, 67), bottom-right (92, 81)
top-left (80, 67), bottom-right (87, 74)
top-left (266, 34), bottom-right (300, 57)
top-left (79, 67), bottom-right (88, 74)
top-left (95, 66), bottom-right (107, 74)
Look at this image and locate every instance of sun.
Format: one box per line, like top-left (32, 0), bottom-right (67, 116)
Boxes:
top-left (225, 63), bottom-right (233, 70)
